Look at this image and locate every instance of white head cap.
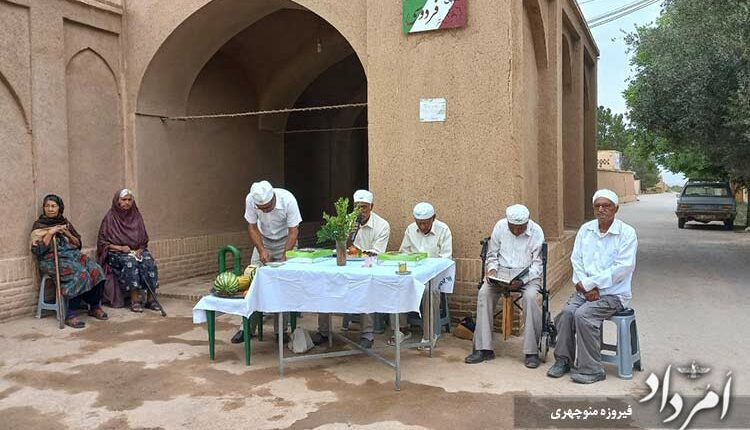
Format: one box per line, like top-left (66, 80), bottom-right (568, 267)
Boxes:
top-left (592, 189), bottom-right (619, 206)
top-left (506, 204), bottom-right (530, 225)
top-left (119, 188), bottom-right (133, 199)
top-left (412, 202), bottom-right (435, 220)
top-left (250, 180), bottom-right (274, 205)
top-left (353, 189), bottom-right (374, 204)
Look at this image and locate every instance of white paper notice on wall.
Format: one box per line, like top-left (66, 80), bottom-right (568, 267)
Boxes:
top-left (419, 98), bottom-right (447, 122)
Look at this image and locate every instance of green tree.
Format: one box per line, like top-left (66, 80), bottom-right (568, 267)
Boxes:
top-left (596, 106), bottom-right (660, 189)
top-left (624, 0), bottom-right (750, 186)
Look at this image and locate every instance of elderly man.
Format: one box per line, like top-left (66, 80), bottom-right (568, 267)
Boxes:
top-left (312, 189), bottom-right (390, 349)
top-left (546, 189), bottom-right (637, 384)
top-left (465, 204), bottom-right (545, 367)
top-left (391, 202), bottom-right (453, 345)
top-left (231, 180), bottom-right (302, 344)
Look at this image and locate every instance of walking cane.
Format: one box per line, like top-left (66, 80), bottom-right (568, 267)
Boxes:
top-left (52, 236), bottom-right (65, 329)
top-left (144, 282), bottom-right (167, 317)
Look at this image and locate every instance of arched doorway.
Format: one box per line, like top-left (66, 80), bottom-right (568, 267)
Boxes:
top-left (135, 3), bottom-right (367, 250)
top-left (284, 53), bottom-right (368, 231)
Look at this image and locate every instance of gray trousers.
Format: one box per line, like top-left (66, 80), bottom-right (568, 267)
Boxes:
top-left (248, 236), bottom-right (287, 334)
top-left (318, 313), bottom-right (373, 340)
top-left (389, 284), bottom-right (441, 337)
top-left (553, 293), bottom-right (623, 374)
top-left (473, 279), bottom-right (543, 355)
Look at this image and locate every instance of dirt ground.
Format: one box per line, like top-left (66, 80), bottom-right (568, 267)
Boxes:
top-left (0, 296), bottom-right (646, 430)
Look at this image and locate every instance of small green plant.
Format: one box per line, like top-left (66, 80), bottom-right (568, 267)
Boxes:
top-left (316, 197), bottom-right (361, 244)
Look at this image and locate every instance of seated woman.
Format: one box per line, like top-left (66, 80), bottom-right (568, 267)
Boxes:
top-left (30, 194), bottom-right (108, 328)
top-left (97, 189), bottom-right (160, 313)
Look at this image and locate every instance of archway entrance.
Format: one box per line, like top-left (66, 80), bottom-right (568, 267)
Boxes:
top-left (136, 4), bottom-right (367, 250)
top-left (284, 53), bottom-right (368, 231)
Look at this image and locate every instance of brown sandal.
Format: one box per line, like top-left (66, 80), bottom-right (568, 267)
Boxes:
top-left (88, 307), bottom-right (109, 320)
top-left (130, 302), bottom-right (144, 313)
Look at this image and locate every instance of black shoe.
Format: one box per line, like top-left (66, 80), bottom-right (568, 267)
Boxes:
top-left (359, 338), bottom-right (373, 349)
top-left (464, 350), bottom-right (496, 364)
top-left (311, 332), bottom-right (329, 346)
top-left (546, 358), bottom-right (571, 378)
top-left (231, 329), bottom-right (244, 344)
top-left (230, 329), bottom-right (257, 344)
top-left (525, 354), bottom-right (540, 369)
top-left (571, 370), bottom-right (606, 384)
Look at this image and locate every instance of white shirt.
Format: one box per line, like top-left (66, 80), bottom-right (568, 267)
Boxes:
top-left (353, 212), bottom-right (390, 254)
top-left (571, 218), bottom-right (637, 308)
top-left (485, 219), bottom-right (545, 282)
top-left (399, 219), bottom-right (453, 259)
top-left (244, 188), bottom-right (302, 240)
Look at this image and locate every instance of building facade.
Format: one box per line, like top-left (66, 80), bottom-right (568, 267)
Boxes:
top-left (0, 0), bottom-right (597, 321)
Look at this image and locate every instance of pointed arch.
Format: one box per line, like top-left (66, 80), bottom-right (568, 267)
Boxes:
top-left (67, 47), bottom-right (119, 90)
top-left (523, 0), bottom-right (548, 69)
top-left (0, 70), bottom-right (30, 130)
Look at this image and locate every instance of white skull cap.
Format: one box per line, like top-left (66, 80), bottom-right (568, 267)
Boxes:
top-left (250, 180), bottom-right (274, 205)
top-left (506, 204), bottom-right (530, 225)
top-left (592, 189), bottom-right (619, 206)
top-left (413, 202), bottom-right (435, 220)
top-left (353, 189), bottom-right (374, 204)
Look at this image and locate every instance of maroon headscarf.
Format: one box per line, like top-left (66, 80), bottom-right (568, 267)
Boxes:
top-left (97, 190), bottom-right (149, 266)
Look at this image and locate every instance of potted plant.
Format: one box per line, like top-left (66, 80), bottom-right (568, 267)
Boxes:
top-left (316, 197), bottom-right (361, 266)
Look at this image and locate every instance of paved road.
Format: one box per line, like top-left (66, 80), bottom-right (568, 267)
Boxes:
top-left (615, 193), bottom-right (750, 394)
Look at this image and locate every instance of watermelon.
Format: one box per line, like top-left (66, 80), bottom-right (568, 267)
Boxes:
top-left (214, 271), bottom-right (240, 295)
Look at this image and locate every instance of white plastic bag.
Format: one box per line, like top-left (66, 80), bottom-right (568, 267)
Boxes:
top-left (288, 327), bottom-right (314, 354)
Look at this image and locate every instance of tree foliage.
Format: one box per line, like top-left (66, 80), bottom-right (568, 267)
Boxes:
top-left (597, 106), bottom-right (661, 189)
top-left (625, 0), bottom-right (750, 186)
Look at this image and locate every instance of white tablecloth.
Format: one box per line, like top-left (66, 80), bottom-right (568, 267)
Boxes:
top-left (192, 257), bottom-right (455, 324)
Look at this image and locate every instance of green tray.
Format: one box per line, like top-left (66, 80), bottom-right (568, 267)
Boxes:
top-left (376, 251), bottom-right (428, 262)
top-left (286, 248), bottom-right (333, 260)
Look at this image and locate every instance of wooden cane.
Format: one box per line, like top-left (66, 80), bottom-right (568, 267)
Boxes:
top-left (52, 235), bottom-right (65, 329)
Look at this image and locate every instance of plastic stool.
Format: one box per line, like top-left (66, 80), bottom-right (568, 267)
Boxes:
top-left (407, 292), bottom-right (452, 335)
top-left (35, 274), bottom-right (66, 324)
top-left (600, 308), bottom-right (642, 379)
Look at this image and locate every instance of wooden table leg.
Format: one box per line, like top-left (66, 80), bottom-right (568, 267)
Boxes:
top-left (502, 295), bottom-right (513, 341)
top-left (207, 310), bottom-right (216, 361)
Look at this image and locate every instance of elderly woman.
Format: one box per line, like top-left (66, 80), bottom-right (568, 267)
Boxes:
top-left (31, 194), bottom-right (108, 328)
top-left (97, 189), bottom-right (160, 312)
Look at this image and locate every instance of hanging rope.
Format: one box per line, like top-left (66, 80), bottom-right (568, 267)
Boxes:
top-left (276, 126), bottom-right (368, 135)
top-left (135, 102), bottom-right (367, 121)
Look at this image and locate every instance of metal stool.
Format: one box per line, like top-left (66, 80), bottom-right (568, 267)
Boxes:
top-left (35, 274), bottom-right (66, 323)
top-left (600, 308), bottom-right (642, 379)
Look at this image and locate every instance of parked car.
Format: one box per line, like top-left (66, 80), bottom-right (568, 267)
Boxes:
top-left (676, 180), bottom-right (736, 230)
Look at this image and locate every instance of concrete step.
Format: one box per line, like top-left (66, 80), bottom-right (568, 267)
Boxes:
top-left (158, 274), bottom-right (215, 303)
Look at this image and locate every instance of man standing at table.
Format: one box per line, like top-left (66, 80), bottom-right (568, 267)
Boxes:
top-left (464, 204), bottom-right (545, 368)
top-left (546, 189), bottom-right (637, 384)
top-left (392, 202), bottom-right (453, 345)
top-left (312, 189), bottom-right (390, 348)
top-left (230, 180), bottom-right (302, 344)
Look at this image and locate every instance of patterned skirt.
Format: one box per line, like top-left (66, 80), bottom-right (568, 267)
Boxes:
top-left (107, 250), bottom-right (159, 292)
top-left (39, 251), bottom-right (105, 299)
